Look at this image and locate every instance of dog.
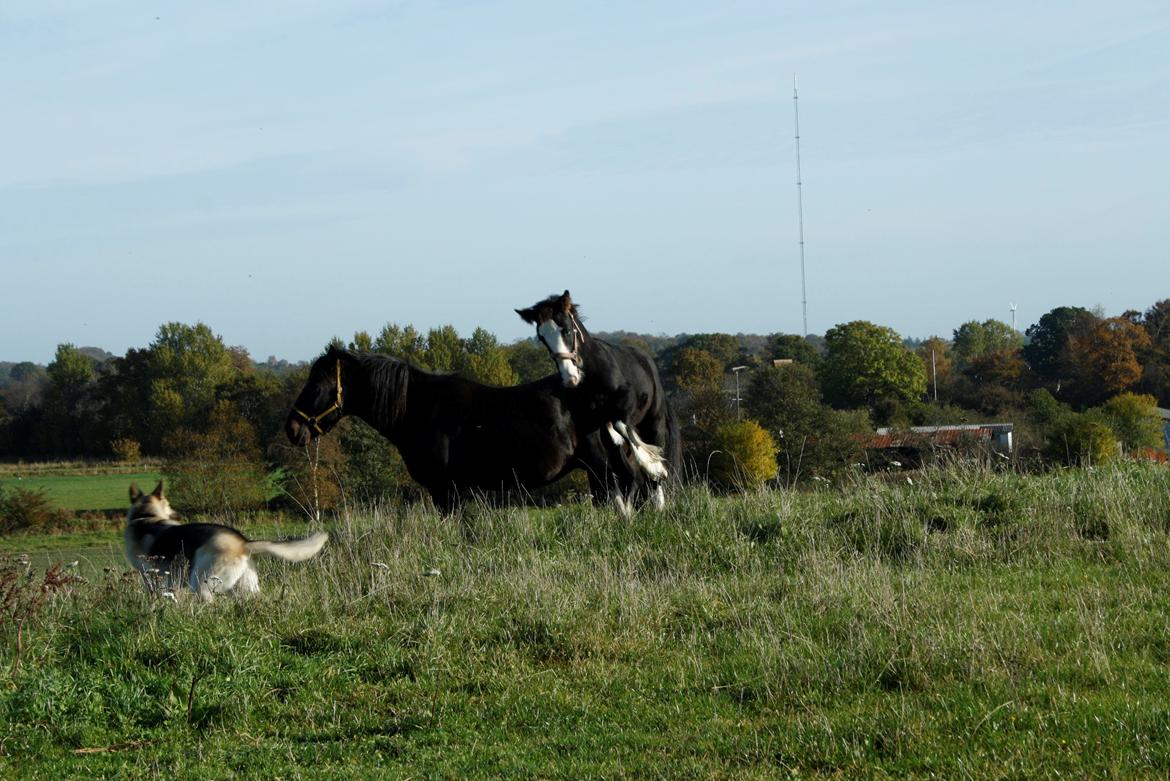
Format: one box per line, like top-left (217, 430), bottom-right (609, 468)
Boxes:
top-left (125, 481), bottom-right (328, 601)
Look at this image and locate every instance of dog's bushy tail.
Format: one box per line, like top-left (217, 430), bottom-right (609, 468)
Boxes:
top-left (246, 531), bottom-right (328, 562)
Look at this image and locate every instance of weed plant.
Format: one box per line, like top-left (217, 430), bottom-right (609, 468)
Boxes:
top-left (2, 461), bottom-right (1170, 778)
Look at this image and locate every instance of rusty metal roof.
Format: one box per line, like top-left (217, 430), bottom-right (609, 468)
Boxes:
top-left (857, 424), bottom-right (1012, 450)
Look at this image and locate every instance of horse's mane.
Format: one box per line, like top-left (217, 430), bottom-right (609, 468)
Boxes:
top-left (532, 292), bottom-right (589, 337)
top-left (348, 350), bottom-right (410, 431)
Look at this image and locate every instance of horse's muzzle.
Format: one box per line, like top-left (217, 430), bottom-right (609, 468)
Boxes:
top-left (286, 415), bottom-right (311, 445)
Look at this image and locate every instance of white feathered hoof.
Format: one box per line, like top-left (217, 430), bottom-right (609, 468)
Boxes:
top-left (635, 445), bottom-right (669, 482)
top-left (650, 484), bottom-right (666, 510)
top-left (613, 493), bottom-right (633, 519)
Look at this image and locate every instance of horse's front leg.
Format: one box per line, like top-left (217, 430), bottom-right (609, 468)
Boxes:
top-left (429, 484), bottom-right (460, 516)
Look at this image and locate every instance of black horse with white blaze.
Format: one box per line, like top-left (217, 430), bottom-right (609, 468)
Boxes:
top-left (516, 290), bottom-right (681, 510)
top-left (286, 345), bottom-right (624, 514)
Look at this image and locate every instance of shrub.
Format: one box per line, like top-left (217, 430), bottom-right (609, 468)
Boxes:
top-left (1097, 392), bottom-right (1163, 453)
top-left (709, 420), bottom-right (778, 491)
top-left (338, 418), bottom-right (410, 502)
top-left (109, 437), bottom-right (142, 462)
top-left (163, 401), bottom-right (268, 513)
top-left (1046, 417), bottom-right (1119, 466)
top-left (0, 486), bottom-right (70, 534)
top-left (1, 558), bottom-right (85, 672)
top-left (743, 364), bottom-right (868, 484)
top-left (273, 422), bottom-right (348, 520)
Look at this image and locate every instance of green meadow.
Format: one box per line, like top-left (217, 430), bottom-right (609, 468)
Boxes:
top-left (0, 469), bottom-right (163, 514)
top-left (3, 462), bottom-right (1170, 778)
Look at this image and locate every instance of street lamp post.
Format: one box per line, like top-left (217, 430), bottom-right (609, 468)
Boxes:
top-left (731, 366), bottom-right (748, 419)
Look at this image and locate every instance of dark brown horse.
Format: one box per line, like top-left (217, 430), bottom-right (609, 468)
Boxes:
top-left (516, 290), bottom-right (681, 510)
top-left (285, 345), bottom-right (634, 514)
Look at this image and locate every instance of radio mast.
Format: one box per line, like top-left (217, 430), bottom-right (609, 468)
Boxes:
top-left (793, 74), bottom-right (808, 336)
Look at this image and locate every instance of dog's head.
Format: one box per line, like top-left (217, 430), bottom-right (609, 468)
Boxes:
top-left (128, 481), bottom-right (179, 524)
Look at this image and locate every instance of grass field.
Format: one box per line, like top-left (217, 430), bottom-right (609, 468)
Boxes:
top-left (3, 462), bottom-right (1170, 778)
top-left (0, 472), bottom-right (163, 513)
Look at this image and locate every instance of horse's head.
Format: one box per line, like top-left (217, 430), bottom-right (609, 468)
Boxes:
top-left (286, 346), bottom-right (349, 444)
top-left (516, 290), bottom-right (586, 388)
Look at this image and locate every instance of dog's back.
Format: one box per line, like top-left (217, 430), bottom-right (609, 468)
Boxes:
top-left (142, 522), bottom-right (248, 565)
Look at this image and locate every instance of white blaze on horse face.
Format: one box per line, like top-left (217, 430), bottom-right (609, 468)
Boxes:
top-left (538, 319), bottom-right (582, 387)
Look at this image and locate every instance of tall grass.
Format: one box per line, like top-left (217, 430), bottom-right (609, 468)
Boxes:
top-left (2, 461), bottom-right (1170, 778)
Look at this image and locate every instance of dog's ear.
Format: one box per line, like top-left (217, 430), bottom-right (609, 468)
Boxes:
top-left (129, 483), bottom-right (142, 502)
top-left (151, 480), bottom-right (164, 499)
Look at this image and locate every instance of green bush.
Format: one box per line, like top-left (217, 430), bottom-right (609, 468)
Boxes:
top-left (0, 486), bottom-right (70, 534)
top-left (1046, 417), bottom-right (1119, 466)
top-left (1097, 392), bottom-right (1163, 453)
top-left (709, 420), bottom-right (778, 491)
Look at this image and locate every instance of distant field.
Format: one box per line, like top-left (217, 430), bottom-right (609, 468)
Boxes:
top-left (0, 461), bottom-right (160, 478)
top-left (0, 472), bottom-right (163, 513)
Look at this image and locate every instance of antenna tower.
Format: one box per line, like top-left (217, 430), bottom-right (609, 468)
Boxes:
top-left (793, 74), bottom-right (808, 336)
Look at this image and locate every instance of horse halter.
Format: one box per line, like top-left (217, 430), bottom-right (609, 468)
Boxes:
top-left (291, 359), bottom-right (343, 435)
top-left (544, 311), bottom-right (587, 366)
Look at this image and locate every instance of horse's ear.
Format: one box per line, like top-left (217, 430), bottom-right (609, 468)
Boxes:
top-left (151, 480), bottom-right (164, 498)
top-left (516, 307), bottom-right (536, 324)
top-left (560, 290), bottom-right (573, 311)
top-left (129, 483), bottom-right (141, 502)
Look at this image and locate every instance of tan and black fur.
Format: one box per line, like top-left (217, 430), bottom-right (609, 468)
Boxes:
top-left (125, 481), bottom-right (327, 601)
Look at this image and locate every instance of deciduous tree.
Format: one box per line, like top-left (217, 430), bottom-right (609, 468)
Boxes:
top-left (1138, 299), bottom-right (1170, 405)
top-left (952, 320), bottom-right (1023, 367)
top-left (1022, 306), bottom-right (1097, 392)
top-left (1067, 316), bottom-right (1150, 405)
top-left (820, 321), bottom-right (927, 409)
top-left (768, 334), bottom-right (822, 369)
top-left (678, 333), bottom-right (741, 368)
top-left (743, 363), bottom-right (866, 483)
top-left (915, 337), bottom-right (954, 401)
top-left (506, 339), bottom-right (554, 385)
top-left (40, 344), bottom-right (98, 455)
top-left (672, 348), bottom-right (724, 395)
top-left (425, 325), bottom-right (463, 373)
top-left (147, 322), bottom-right (239, 435)
top-left (372, 324), bottom-right (427, 367)
top-left (463, 328), bottom-right (518, 386)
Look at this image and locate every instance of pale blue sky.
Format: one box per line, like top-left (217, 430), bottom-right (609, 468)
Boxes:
top-left (2, 1), bottom-right (1167, 363)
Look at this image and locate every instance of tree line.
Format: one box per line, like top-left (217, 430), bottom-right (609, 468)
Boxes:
top-left (0, 300), bottom-right (1167, 509)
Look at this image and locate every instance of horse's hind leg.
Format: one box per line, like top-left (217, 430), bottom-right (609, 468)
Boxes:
top-left (612, 421), bottom-right (669, 481)
top-left (595, 424), bottom-right (639, 516)
top-left (605, 423), bottom-right (637, 469)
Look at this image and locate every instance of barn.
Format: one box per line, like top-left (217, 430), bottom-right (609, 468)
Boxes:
top-left (856, 423), bottom-right (1015, 469)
